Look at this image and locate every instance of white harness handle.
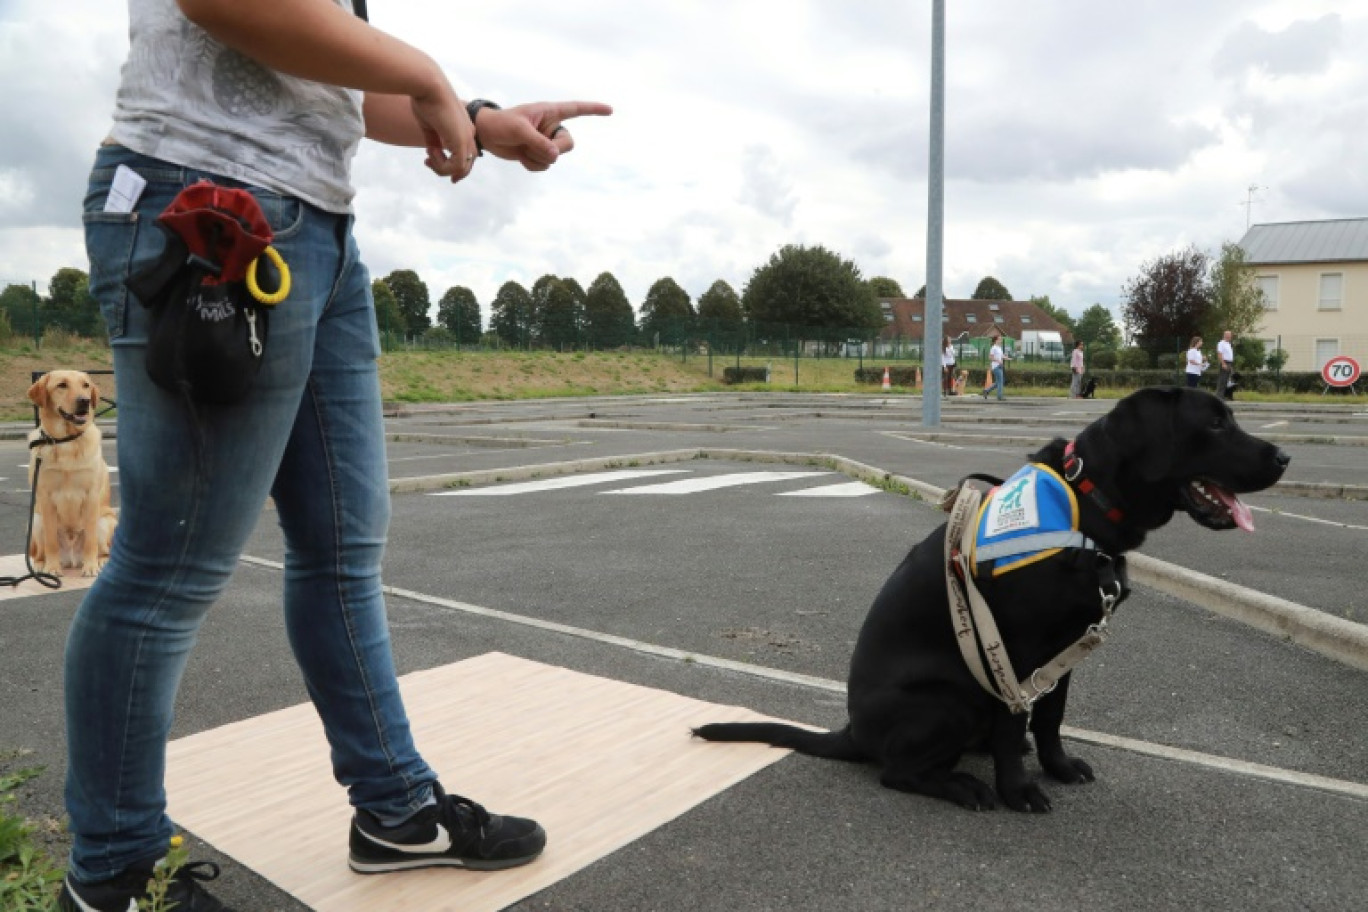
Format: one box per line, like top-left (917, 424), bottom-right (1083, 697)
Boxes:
top-left (944, 484), bottom-right (1115, 714)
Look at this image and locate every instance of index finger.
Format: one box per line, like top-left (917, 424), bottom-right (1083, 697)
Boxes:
top-left (545, 101), bottom-right (613, 122)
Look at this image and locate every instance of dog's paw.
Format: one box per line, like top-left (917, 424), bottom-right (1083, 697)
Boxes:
top-left (943, 772), bottom-right (997, 811)
top-left (1041, 754), bottom-right (1095, 785)
top-left (80, 564), bottom-right (101, 578)
top-left (998, 780), bottom-right (1052, 813)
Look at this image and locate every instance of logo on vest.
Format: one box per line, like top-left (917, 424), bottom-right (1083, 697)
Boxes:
top-left (985, 472), bottom-right (1039, 537)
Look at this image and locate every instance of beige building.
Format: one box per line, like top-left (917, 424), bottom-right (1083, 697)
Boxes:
top-left (1239, 218), bottom-right (1368, 373)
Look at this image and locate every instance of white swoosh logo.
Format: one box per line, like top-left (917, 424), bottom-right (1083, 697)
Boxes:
top-left (63, 880), bottom-right (137, 912)
top-left (359, 821), bottom-right (452, 853)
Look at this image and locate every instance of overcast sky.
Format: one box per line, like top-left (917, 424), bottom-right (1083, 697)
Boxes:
top-left (2, 0), bottom-right (1365, 325)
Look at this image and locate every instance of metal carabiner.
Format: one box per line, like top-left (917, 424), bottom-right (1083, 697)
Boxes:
top-left (245, 308), bottom-right (263, 357)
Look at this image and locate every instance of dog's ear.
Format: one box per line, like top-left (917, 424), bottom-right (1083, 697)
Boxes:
top-left (27, 374), bottom-right (49, 408)
top-left (89, 380), bottom-right (100, 411)
top-left (1106, 387), bottom-right (1179, 483)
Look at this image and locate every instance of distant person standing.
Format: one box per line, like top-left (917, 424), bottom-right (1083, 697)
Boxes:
top-left (1216, 330), bottom-right (1235, 400)
top-left (981, 335), bottom-right (1007, 400)
top-left (1185, 336), bottom-right (1208, 389)
top-left (942, 339), bottom-right (956, 396)
top-left (1069, 340), bottom-right (1085, 398)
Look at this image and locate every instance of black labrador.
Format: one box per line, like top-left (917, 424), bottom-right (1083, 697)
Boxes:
top-left (695, 387), bottom-right (1289, 812)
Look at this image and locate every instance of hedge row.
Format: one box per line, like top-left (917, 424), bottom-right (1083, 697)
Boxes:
top-left (853, 367), bottom-right (1338, 393)
top-left (721, 366), bottom-right (772, 384)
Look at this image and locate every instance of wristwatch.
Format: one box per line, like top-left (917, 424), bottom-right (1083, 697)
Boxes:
top-left (465, 99), bottom-right (502, 154)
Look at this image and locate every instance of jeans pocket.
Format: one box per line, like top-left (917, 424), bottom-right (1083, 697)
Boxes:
top-left (82, 210), bottom-right (141, 341)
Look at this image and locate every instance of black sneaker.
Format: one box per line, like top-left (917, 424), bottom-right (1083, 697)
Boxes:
top-left (349, 783), bottom-right (546, 873)
top-left (58, 859), bottom-right (230, 912)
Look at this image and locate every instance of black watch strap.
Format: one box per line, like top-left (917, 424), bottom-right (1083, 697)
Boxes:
top-left (465, 99), bottom-right (502, 154)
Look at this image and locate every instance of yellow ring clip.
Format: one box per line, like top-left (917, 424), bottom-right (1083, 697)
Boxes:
top-left (246, 245), bottom-right (291, 305)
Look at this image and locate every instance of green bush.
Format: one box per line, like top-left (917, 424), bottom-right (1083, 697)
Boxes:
top-left (1090, 349), bottom-right (1118, 370)
top-left (722, 366), bottom-right (770, 384)
top-left (1117, 348), bottom-right (1151, 370)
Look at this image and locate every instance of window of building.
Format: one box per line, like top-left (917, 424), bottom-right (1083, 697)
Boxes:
top-left (994, 315), bottom-right (1005, 323)
top-left (966, 314), bottom-right (977, 323)
top-left (1315, 338), bottom-right (1340, 370)
top-left (1020, 316), bottom-right (1032, 324)
top-left (1318, 273), bottom-right (1343, 311)
top-left (988, 304), bottom-right (1000, 311)
top-left (911, 315), bottom-right (922, 322)
top-left (1256, 275), bottom-right (1279, 311)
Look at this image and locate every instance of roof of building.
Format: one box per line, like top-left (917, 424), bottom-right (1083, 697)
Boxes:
top-left (1238, 217), bottom-right (1368, 265)
top-left (876, 298), bottom-right (1072, 343)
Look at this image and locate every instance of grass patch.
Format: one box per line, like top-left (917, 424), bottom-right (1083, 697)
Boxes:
top-left (0, 757), bottom-right (62, 911)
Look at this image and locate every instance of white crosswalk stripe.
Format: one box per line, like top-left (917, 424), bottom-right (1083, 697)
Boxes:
top-left (430, 469), bottom-right (687, 496)
top-left (601, 471), bottom-right (826, 495)
top-left (775, 481), bottom-right (878, 497)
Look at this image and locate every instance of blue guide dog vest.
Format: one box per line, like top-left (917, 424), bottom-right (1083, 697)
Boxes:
top-left (972, 464), bottom-right (1095, 577)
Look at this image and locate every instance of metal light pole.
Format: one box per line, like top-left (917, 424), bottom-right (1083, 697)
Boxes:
top-left (922, 0), bottom-right (946, 426)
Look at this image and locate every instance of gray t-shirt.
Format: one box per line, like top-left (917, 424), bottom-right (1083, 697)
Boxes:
top-left (109, 0), bottom-right (365, 213)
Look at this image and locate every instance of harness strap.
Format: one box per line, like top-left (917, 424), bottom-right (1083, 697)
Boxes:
top-left (973, 529), bottom-right (1095, 563)
top-left (945, 484), bottom-right (1116, 714)
top-left (30, 429), bottom-right (84, 448)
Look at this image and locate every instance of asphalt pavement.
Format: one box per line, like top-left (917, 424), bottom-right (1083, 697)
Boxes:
top-left (2, 391), bottom-right (1366, 912)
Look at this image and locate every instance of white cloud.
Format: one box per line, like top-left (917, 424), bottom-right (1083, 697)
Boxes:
top-left (2, 0), bottom-right (1367, 324)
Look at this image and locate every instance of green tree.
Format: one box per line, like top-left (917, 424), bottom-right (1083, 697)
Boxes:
top-left (696, 279), bottom-right (743, 327)
top-left (913, 285), bottom-right (926, 298)
top-left (382, 269), bottom-right (432, 335)
top-left (371, 279), bottom-right (405, 338)
top-left (0, 283), bottom-right (42, 340)
top-left (1121, 245), bottom-right (1211, 359)
top-left (533, 274), bottom-right (581, 350)
top-left (46, 267), bottom-right (101, 335)
top-left (1072, 304), bottom-right (1121, 351)
top-left (1028, 294), bottom-right (1075, 334)
top-left (866, 276), bottom-right (905, 299)
top-left (638, 277), bottom-right (694, 346)
top-left (972, 276), bottom-right (1012, 301)
top-left (436, 285), bottom-right (481, 345)
top-left (741, 244), bottom-right (879, 333)
top-left (1203, 242), bottom-right (1267, 345)
top-left (584, 272), bottom-right (636, 349)
top-left (696, 279), bottom-right (744, 351)
top-left (489, 280), bottom-right (533, 348)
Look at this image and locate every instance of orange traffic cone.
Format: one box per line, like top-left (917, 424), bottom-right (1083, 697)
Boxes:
top-left (882, 366), bottom-right (891, 391)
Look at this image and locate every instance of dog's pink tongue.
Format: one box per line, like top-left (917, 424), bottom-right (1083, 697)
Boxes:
top-left (1212, 485), bottom-right (1255, 531)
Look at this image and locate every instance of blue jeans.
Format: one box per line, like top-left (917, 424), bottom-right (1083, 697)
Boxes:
top-left (68, 146), bottom-right (435, 882)
top-left (990, 364), bottom-right (1004, 399)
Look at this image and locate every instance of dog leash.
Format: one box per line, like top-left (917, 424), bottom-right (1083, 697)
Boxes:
top-left (0, 440), bottom-right (67, 589)
top-left (943, 483), bottom-right (1120, 714)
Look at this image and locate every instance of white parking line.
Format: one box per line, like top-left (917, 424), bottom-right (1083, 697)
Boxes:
top-left (1248, 504), bottom-right (1368, 531)
top-left (430, 468), bottom-right (688, 496)
top-left (601, 471), bottom-right (826, 494)
top-left (233, 553), bottom-right (1368, 803)
top-left (1261, 420), bottom-right (1288, 429)
top-left (879, 431), bottom-right (961, 449)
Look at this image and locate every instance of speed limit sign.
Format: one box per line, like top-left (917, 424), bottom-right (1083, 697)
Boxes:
top-left (1321, 355), bottom-right (1361, 388)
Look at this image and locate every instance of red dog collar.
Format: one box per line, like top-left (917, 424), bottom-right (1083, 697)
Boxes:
top-left (1063, 441), bottom-right (1125, 524)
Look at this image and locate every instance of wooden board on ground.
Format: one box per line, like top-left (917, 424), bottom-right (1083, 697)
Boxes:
top-left (166, 651), bottom-right (792, 912)
top-left (0, 553), bottom-right (98, 600)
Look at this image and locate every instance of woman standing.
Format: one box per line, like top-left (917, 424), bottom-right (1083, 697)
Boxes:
top-left (1185, 336), bottom-right (1208, 388)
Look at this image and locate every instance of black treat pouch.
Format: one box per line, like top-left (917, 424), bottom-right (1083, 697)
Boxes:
top-left (125, 181), bottom-right (285, 405)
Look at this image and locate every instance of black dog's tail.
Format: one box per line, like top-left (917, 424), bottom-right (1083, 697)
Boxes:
top-left (692, 722), bottom-right (865, 761)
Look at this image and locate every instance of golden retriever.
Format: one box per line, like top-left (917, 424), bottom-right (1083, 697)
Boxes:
top-left (26, 370), bottom-right (118, 576)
